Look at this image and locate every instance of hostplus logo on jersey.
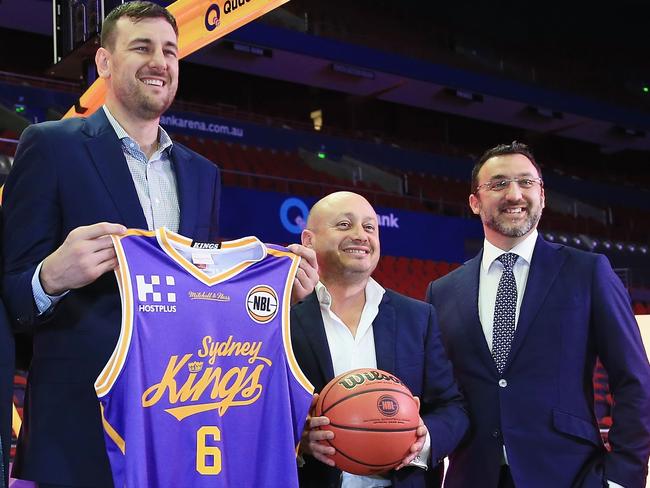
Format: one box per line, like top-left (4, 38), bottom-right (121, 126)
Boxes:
top-left (136, 275), bottom-right (177, 313)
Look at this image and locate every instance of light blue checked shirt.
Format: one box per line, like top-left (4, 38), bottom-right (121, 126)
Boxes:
top-left (32, 105), bottom-right (180, 314)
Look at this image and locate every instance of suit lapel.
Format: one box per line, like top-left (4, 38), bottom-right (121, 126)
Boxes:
top-left (456, 252), bottom-right (499, 372)
top-left (506, 236), bottom-right (565, 370)
top-left (173, 145), bottom-right (200, 236)
top-left (84, 111), bottom-right (148, 229)
top-left (295, 293), bottom-right (335, 385)
top-left (373, 292), bottom-right (396, 373)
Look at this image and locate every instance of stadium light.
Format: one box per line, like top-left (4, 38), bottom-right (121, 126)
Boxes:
top-left (310, 109), bottom-right (323, 131)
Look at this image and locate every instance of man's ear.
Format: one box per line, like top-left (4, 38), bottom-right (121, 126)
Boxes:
top-left (301, 229), bottom-right (314, 248)
top-left (469, 193), bottom-right (481, 216)
top-left (95, 47), bottom-right (111, 79)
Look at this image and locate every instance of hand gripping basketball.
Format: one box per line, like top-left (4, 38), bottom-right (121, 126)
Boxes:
top-left (315, 368), bottom-right (419, 476)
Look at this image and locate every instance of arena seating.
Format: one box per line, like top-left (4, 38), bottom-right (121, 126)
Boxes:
top-left (0, 130), bottom-right (18, 156)
top-left (372, 255), bottom-right (460, 300)
top-left (170, 134), bottom-right (649, 245)
top-left (634, 302), bottom-right (650, 315)
top-left (1, 123), bottom-right (648, 248)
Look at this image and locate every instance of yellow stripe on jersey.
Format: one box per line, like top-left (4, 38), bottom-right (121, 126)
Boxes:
top-left (12, 402), bottom-right (21, 437)
top-left (221, 236), bottom-right (263, 249)
top-left (267, 248), bottom-right (295, 259)
top-left (101, 404), bottom-right (126, 455)
top-left (278, 252), bottom-right (314, 394)
top-left (123, 228), bottom-right (156, 237)
top-left (95, 234), bottom-right (136, 397)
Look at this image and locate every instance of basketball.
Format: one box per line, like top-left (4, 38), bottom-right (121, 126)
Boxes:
top-left (315, 368), bottom-right (419, 475)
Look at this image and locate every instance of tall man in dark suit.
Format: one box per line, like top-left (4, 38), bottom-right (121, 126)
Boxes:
top-left (426, 142), bottom-right (650, 488)
top-left (0, 3), bottom-right (319, 487)
top-left (293, 191), bottom-right (469, 488)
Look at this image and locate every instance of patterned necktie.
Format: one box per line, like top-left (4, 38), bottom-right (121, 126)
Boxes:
top-left (492, 253), bottom-right (519, 373)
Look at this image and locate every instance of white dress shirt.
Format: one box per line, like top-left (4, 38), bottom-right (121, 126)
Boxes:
top-left (102, 106), bottom-right (179, 232)
top-left (316, 279), bottom-right (429, 488)
top-left (477, 230), bottom-right (537, 352)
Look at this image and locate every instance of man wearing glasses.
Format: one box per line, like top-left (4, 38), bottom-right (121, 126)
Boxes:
top-left (426, 141), bottom-right (650, 488)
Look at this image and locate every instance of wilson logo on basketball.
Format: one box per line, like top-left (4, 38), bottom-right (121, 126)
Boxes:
top-left (377, 395), bottom-right (399, 417)
top-left (338, 370), bottom-right (403, 390)
top-left (246, 285), bottom-right (279, 324)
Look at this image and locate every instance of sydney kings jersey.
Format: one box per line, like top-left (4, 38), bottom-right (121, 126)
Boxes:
top-left (95, 228), bottom-right (313, 487)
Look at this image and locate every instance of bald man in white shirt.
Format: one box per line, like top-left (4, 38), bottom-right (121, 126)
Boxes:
top-left (292, 191), bottom-right (469, 488)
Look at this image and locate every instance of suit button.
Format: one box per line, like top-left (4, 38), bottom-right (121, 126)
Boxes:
top-left (498, 379), bottom-right (508, 388)
top-left (492, 430), bottom-right (500, 438)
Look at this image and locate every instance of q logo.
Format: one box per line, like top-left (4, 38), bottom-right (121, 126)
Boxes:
top-left (279, 197), bottom-right (309, 235)
top-left (204, 3), bottom-right (221, 31)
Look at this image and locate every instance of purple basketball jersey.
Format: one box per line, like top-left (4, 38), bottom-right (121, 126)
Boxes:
top-left (96, 229), bottom-right (313, 487)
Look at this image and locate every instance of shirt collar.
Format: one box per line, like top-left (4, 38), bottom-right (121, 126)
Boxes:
top-left (482, 229), bottom-right (538, 272)
top-left (315, 277), bottom-right (385, 309)
top-left (102, 105), bottom-right (173, 154)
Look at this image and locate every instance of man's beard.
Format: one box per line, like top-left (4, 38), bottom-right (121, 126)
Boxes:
top-left (131, 85), bottom-right (175, 120)
top-left (114, 72), bottom-right (176, 120)
top-left (484, 203), bottom-right (542, 238)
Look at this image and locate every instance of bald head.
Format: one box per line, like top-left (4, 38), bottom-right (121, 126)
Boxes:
top-left (306, 192), bottom-right (374, 229)
top-left (302, 192), bottom-right (380, 286)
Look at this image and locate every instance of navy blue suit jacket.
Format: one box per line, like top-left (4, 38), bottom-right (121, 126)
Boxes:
top-left (426, 237), bottom-right (650, 488)
top-left (0, 300), bottom-right (14, 488)
top-left (291, 289), bottom-right (469, 488)
top-left (1, 110), bottom-right (220, 486)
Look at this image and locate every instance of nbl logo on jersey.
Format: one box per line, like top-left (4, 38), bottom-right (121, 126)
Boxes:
top-left (135, 275), bottom-right (177, 313)
top-left (246, 285), bottom-right (279, 324)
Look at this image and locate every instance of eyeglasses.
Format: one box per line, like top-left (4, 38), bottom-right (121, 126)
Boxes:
top-left (474, 177), bottom-right (543, 193)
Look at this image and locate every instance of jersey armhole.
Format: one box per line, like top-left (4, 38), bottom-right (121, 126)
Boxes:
top-left (280, 253), bottom-right (314, 394)
top-left (95, 233), bottom-right (136, 398)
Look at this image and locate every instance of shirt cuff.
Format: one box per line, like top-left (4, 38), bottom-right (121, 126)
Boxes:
top-left (32, 261), bottom-right (68, 314)
top-left (607, 481), bottom-right (624, 488)
top-left (409, 430), bottom-right (431, 470)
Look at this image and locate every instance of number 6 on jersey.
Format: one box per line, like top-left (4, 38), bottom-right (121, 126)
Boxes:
top-left (197, 426), bottom-right (221, 475)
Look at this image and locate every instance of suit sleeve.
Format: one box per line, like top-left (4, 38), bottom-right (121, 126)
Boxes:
top-left (2, 124), bottom-right (62, 330)
top-left (425, 281), bottom-right (435, 305)
top-left (592, 255), bottom-right (650, 488)
top-left (420, 302), bottom-right (469, 464)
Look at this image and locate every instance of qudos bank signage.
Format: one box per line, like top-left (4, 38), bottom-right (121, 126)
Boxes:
top-left (279, 198), bottom-right (309, 235)
top-left (278, 197), bottom-right (400, 235)
top-left (204, 4), bottom-right (221, 31)
top-left (205, 0), bottom-right (255, 31)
